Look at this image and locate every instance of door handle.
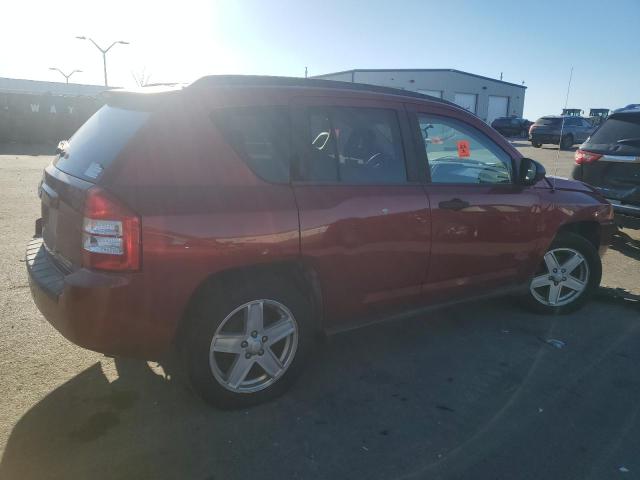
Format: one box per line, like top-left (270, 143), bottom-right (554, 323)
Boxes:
top-left (438, 198), bottom-right (470, 211)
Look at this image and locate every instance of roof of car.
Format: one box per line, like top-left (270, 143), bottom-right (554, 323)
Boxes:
top-left (540, 115), bottom-right (586, 119)
top-left (611, 108), bottom-right (640, 116)
top-left (102, 75), bottom-right (469, 113)
top-left (188, 74), bottom-right (461, 106)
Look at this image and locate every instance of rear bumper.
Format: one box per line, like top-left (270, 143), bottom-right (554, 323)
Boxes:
top-left (26, 237), bottom-right (174, 358)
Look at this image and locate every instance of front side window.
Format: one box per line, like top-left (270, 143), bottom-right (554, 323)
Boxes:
top-left (299, 107), bottom-right (407, 184)
top-left (418, 114), bottom-right (513, 184)
top-left (211, 107), bottom-right (291, 183)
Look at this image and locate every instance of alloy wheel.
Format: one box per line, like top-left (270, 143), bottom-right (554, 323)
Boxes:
top-left (530, 248), bottom-right (589, 307)
top-left (209, 299), bottom-right (298, 393)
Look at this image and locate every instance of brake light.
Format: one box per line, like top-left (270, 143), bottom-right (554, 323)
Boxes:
top-left (82, 187), bottom-right (141, 271)
top-left (575, 149), bottom-right (603, 165)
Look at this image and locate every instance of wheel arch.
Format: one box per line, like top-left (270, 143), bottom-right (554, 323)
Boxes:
top-left (556, 220), bottom-right (601, 250)
top-left (175, 259), bottom-right (325, 346)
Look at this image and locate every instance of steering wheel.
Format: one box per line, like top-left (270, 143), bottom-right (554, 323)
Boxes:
top-left (365, 152), bottom-right (385, 169)
top-left (311, 131), bottom-right (330, 151)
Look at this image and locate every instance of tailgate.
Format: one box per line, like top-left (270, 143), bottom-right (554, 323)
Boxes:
top-left (38, 105), bottom-right (150, 270)
top-left (597, 158), bottom-right (640, 203)
top-left (40, 164), bottom-right (94, 270)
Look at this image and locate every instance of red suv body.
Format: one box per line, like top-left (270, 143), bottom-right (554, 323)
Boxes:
top-left (27, 76), bottom-right (615, 406)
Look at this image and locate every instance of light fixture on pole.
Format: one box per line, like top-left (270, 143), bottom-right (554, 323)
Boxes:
top-left (48, 67), bottom-right (83, 84)
top-left (75, 36), bottom-right (130, 87)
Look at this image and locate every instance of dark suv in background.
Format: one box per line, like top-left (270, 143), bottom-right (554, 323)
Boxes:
top-left (491, 117), bottom-right (532, 137)
top-left (573, 108), bottom-right (640, 219)
top-left (529, 115), bottom-right (595, 149)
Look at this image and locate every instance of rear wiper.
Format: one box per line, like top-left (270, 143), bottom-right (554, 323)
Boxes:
top-left (616, 138), bottom-right (640, 147)
top-left (56, 140), bottom-right (69, 155)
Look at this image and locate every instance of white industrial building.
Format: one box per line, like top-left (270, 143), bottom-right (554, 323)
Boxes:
top-left (312, 69), bottom-right (527, 124)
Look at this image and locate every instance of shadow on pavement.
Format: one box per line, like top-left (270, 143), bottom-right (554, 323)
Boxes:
top-left (597, 286), bottom-right (640, 310)
top-left (609, 230), bottom-right (640, 262)
top-left (541, 145), bottom-right (578, 152)
top-left (2, 299), bottom-right (640, 480)
top-left (508, 140), bottom-right (531, 148)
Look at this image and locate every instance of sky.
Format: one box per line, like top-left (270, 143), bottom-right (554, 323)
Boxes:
top-left (1, 0), bottom-right (638, 120)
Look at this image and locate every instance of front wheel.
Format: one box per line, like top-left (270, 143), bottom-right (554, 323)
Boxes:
top-left (180, 274), bottom-right (314, 408)
top-left (531, 141), bottom-right (542, 148)
top-left (521, 232), bottom-right (601, 314)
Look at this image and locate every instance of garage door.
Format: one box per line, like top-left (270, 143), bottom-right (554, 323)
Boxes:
top-left (487, 96), bottom-right (509, 124)
top-left (454, 93), bottom-right (477, 114)
top-left (417, 89), bottom-right (442, 98)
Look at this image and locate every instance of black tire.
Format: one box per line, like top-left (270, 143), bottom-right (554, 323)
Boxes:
top-left (179, 273), bottom-right (315, 409)
top-left (531, 141), bottom-right (542, 148)
top-left (521, 232), bottom-right (601, 314)
top-left (560, 134), bottom-right (574, 150)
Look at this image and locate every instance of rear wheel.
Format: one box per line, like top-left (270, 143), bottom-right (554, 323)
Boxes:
top-left (560, 134), bottom-right (574, 150)
top-left (521, 232), bottom-right (601, 314)
top-left (531, 141), bottom-right (542, 148)
top-left (180, 274), bottom-right (314, 408)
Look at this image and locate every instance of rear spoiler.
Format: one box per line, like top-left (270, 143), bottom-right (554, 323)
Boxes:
top-left (100, 84), bottom-right (186, 110)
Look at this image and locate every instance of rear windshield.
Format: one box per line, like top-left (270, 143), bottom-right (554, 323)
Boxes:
top-left (535, 117), bottom-right (562, 126)
top-left (589, 115), bottom-right (640, 145)
top-left (54, 105), bottom-right (149, 182)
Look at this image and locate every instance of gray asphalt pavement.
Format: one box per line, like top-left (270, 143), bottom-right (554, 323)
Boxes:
top-left (510, 139), bottom-right (577, 179)
top-left (1, 146), bottom-right (639, 480)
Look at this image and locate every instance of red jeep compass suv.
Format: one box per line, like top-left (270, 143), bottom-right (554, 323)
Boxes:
top-left (27, 76), bottom-right (615, 407)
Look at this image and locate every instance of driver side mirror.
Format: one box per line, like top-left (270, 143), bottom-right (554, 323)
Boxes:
top-left (519, 157), bottom-right (546, 186)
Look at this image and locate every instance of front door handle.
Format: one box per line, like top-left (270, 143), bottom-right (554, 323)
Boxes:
top-left (439, 198), bottom-right (470, 211)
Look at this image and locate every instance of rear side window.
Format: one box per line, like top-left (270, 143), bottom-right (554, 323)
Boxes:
top-left (586, 115), bottom-right (640, 154)
top-left (299, 107), bottom-right (407, 184)
top-left (54, 105), bottom-right (149, 182)
top-left (211, 107), bottom-right (291, 183)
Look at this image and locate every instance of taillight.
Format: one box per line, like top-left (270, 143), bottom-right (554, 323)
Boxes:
top-left (575, 149), bottom-right (603, 165)
top-left (82, 187), bottom-right (141, 271)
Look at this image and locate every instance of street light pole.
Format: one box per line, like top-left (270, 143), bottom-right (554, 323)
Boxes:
top-left (48, 67), bottom-right (82, 84)
top-left (75, 36), bottom-right (130, 87)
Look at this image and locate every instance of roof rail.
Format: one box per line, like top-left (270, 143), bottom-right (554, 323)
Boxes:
top-left (188, 74), bottom-right (461, 109)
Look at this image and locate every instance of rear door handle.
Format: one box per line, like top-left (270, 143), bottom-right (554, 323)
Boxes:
top-left (439, 198), bottom-right (470, 211)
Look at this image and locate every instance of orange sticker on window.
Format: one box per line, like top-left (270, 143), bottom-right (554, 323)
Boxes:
top-left (457, 140), bottom-right (470, 157)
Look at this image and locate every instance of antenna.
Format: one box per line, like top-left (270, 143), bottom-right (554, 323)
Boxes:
top-left (553, 66), bottom-right (574, 190)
